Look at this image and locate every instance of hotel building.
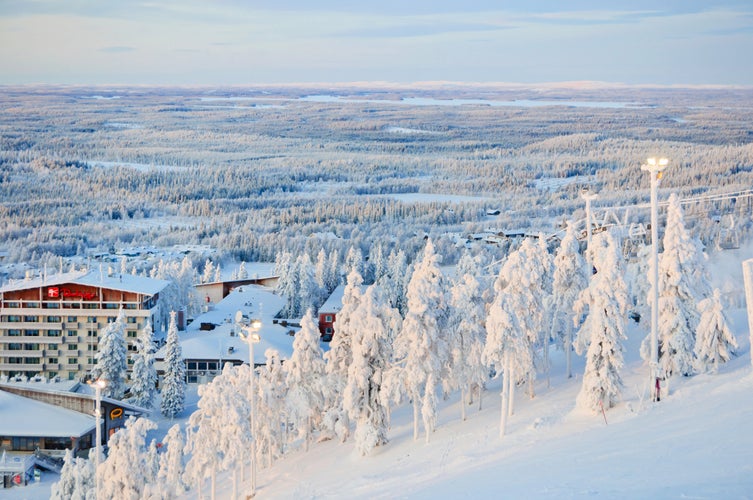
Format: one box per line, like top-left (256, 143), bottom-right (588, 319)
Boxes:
top-left (0, 270), bottom-right (168, 381)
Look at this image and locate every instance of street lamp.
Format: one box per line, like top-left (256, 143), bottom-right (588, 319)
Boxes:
top-left (641, 157), bottom-right (668, 402)
top-left (580, 189), bottom-right (598, 264)
top-left (235, 311), bottom-right (261, 497)
top-left (89, 379), bottom-right (106, 499)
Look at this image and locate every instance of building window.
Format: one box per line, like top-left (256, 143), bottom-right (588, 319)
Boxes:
top-left (8, 357), bottom-right (22, 363)
top-left (23, 316), bottom-right (39, 322)
top-left (87, 357), bottom-right (96, 365)
top-left (67, 344), bottom-right (78, 350)
top-left (325, 327), bottom-right (333, 334)
top-left (23, 343), bottom-right (40, 351)
top-left (48, 371), bottom-right (57, 379)
top-left (68, 358), bottom-right (78, 364)
top-left (87, 330), bottom-right (98, 337)
top-left (23, 357), bottom-right (40, 364)
top-left (24, 330), bottom-right (40, 337)
top-left (12, 437), bottom-right (41, 452)
top-left (46, 316), bottom-right (62, 323)
top-left (8, 329), bottom-right (22, 336)
top-left (127, 344), bottom-right (136, 352)
top-left (68, 316), bottom-right (77, 323)
top-left (127, 331), bottom-right (137, 338)
top-left (46, 330), bottom-right (62, 337)
top-left (107, 317), bottom-right (116, 323)
top-left (8, 343), bottom-right (22, 351)
top-left (7, 315), bottom-right (21, 322)
top-left (48, 357), bottom-right (58, 364)
top-left (325, 315), bottom-right (333, 322)
top-left (127, 317), bottom-right (137, 324)
top-left (87, 317), bottom-right (97, 323)
top-left (67, 330), bottom-right (78, 337)
top-left (87, 344), bottom-right (98, 352)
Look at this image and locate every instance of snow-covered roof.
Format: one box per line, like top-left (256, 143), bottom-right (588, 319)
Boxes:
top-left (319, 284), bottom-right (372, 314)
top-left (0, 389), bottom-right (95, 438)
top-left (156, 284), bottom-right (294, 364)
top-left (0, 269), bottom-right (169, 296)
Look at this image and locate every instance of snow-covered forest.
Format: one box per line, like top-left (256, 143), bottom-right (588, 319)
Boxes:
top-left (1, 85), bottom-right (752, 279)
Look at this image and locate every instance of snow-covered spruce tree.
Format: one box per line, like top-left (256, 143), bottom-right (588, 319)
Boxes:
top-left (156, 424), bottom-right (188, 499)
top-left (483, 271), bottom-right (533, 437)
top-left (91, 308), bottom-right (127, 400)
top-left (343, 285), bottom-right (400, 455)
top-left (201, 259), bottom-right (215, 284)
top-left (314, 248), bottom-right (330, 308)
top-left (128, 319), bottom-right (157, 408)
top-left (494, 239), bottom-right (544, 400)
top-left (98, 416), bottom-right (157, 500)
top-left (386, 239), bottom-right (449, 443)
top-left (237, 261), bottom-right (248, 279)
top-left (369, 243), bottom-right (388, 285)
top-left (381, 248), bottom-right (409, 315)
top-left (552, 222), bottom-right (589, 379)
top-left (323, 268), bottom-right (363, 442)
top-left (296, 253), bottom-right (317, 317)
top-left (344, 245), bottom-right (364, 280)
top-left (575, 231), bottom-right (629, 412)
top-left (185, 364), bottom-right (252, 500)
top-left (274, 251), bottom-right (298, 318)
top-left (160, 311), bottom-right (186, 418)
top-left (645, 193), bottom-right (708, 378)
top-left (257, 348), bottom-right (288, 467)
top-left (448, 271), bottom-right (488, 420)
top-left (51, 448), bottom-right (94, 500)
top-left (285, 309), bottom-right (327, 452)
top-left (533, 234), bottom-right (555, 388)
top-left (695, 288), bottom-right (738, 373)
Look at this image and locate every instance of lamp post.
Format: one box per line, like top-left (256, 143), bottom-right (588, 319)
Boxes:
top-left (641, 157), bottom-right (668, 402)
top-left (236, 312), bottom-right (261, 497)
top-left (90, 379), bottom-right (106, 499)
top-left (581, 189), bottom-right (598, 264)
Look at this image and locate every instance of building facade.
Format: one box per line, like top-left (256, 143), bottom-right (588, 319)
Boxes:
top-left (0, 270), bottom-right (168, 381)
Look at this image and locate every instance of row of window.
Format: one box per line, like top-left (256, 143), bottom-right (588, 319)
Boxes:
top-left (3, 315), bottom-right (139, 324)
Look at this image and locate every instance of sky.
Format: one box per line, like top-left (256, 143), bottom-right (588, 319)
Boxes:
top-left (1, 0), bottom-right (752, 86)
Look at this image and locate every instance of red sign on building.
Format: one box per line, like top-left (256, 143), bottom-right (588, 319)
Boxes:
top-left (47, 287), bottom-right (60, 298)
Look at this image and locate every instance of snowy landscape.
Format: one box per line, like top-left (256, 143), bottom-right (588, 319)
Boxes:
top-left (0, 83), bottom-right (752, 499)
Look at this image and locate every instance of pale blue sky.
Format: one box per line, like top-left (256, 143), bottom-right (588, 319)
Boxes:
top-left (1, 0), bottom-right (752, 85)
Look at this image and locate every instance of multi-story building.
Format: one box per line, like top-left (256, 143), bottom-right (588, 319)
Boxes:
top-left (0, 270), bottom-right (168, 381)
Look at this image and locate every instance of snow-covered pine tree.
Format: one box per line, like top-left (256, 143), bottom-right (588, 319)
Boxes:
top-left (343, 285), bottom-right (399, 455)
top-left (369, 243), bottom-right (388, 285)
top-left (201, 259), bottom-right (215, 284)
top-left (483, 266), bottom-right (533, 437)
top-left (387, 239), bottom-right (449, 443)
top-left (552, 222), bottom-right (589, 379)
top-left (160, 311), bottom-right (186, 418)
top-left (128, 319), bottom-right (157, 408)
top-left (275, 251), bottom-right (297, 318)
top-left (285, 309), bottom-right (327, 451)
top-left (448, 271), bottom-right (487, 420)
top-left (695, 288), bottom-right (738, 373)
top-left (237, 261), bottom-right (248, 279)
top-left (648, 193), bottom-right (707, 378)
top-left (98, 416), bottom-right (157, 500)
top-left (322, 268), bottom-right (363, 442)
top-left (51, 449), bottom-right (94, 500)
top-left (91, 308), bottom-right (127, 400)
top-left (156, 424), bottom-right (188, 499)
top-left (344, 245), bottom-right (364, 279)
top-left (296, 253), bottom-right (317, 317)
top-left (494, 239), bottom-right (544, 400)
top-left (533, 234), bottom-right (555, 387)
top-left (257, 348), bottom-right (288, 467)
top-left (575, 231), bottom-right (629, 412)
top-left (184, 364), bottom-right (252, 500)
top-left (380, 248), bottom-right (409, 314)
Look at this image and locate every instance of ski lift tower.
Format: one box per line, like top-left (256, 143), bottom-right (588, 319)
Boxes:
top-left (641, 157), bottom-right (668, 402)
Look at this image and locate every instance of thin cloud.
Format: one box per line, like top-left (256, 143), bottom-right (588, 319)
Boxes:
top-left (336, 22), bottom-right (510, 39)
top-left (99, 46), bottom-right (136, 53)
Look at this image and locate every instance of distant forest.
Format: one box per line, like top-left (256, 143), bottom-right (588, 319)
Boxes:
top-left (0, 84), bottom-right (751, 278)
